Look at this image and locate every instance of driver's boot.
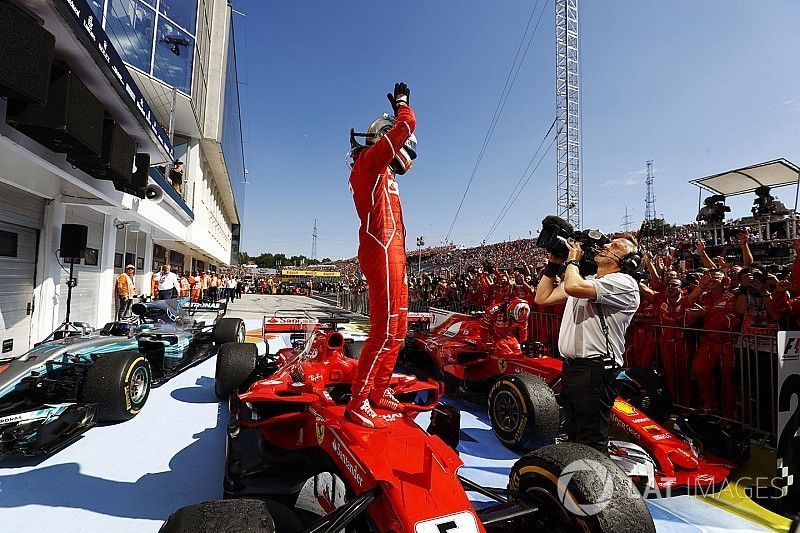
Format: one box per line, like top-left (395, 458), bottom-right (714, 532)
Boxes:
top-left (370, 388), bottom-right (405, 413)
top-left (345, 398), bottom-right (388, 429)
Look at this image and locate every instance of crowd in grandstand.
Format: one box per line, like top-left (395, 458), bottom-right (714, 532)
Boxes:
top-left (326, 223), bottom-right (799, 436)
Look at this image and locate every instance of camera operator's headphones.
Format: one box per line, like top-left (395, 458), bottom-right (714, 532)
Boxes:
top-left (608, 240), bottom-right (643, 277)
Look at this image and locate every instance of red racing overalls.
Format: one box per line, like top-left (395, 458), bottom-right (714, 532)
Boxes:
top-left (348, 105), bottom-right (416, 406)
top-left (657, 293), bottom-right (691, 405)
top-left (693, 290), bottom-right (739, 417)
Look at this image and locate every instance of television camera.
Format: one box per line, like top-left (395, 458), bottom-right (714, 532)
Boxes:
top-left (696, 194), bottom-right (731, 224)
top-left (752, 186), bottom-right (790, 219)
top-left (536, 215), bottom-right (611, 276)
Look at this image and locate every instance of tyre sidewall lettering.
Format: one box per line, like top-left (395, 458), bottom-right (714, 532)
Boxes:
top-left (123, 356), bottom-right (149, 414)
top-left (491, 378), bottom-right (529, 445)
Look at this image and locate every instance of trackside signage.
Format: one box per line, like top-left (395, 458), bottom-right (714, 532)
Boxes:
top-left (776, 331), bottom-right (800, 499)
top-left (55, 0), bottom-right (173, 158)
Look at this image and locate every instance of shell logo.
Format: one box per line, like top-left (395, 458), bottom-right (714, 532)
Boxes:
top-left (316, 422), bottom-right (325, 445)
top-left (613, 399), bottom-right (637, 416)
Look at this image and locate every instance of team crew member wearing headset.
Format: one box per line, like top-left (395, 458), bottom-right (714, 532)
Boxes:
top-left (345, 82), bottom-right (417, 429)
top-left (534, 234), bottom-right (641, 452)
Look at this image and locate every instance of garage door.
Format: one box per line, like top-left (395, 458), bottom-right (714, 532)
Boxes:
top-left (0, 222), bottom-right (38, 358)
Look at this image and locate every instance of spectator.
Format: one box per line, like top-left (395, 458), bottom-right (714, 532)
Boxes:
top-left (154, 264), bottom-right (179, 300)
top-left (116, 265), bottom-right (136, 320)
top-left (169, 160), bottom-right (184, 194)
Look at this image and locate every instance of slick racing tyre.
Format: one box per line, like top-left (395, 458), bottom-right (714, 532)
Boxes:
top-left (344, 339), bottom-right (364, 360)
top-left (159, 498), bottom-right (302, 533)
top-left (215, 342), bottom-right (257, 399)
top-left (509, 443), bottom-right (656, 533)
top-left (488, 373), bottom-right (560, 452)
top-left (615, 367), bottom-right (672, 425)
top-left (80, 351), bottom-right (151, 423)
top-left (214, 317), bottom-right (246, 344)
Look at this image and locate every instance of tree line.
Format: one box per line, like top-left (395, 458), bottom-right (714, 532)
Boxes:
top-left (239, 252), bottom-right (333, 268)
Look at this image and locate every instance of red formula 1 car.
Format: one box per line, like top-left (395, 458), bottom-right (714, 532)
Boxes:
top-left (402, 307), bottom-right (746, 495)
top-left (160, 316), bottom-right (655, 533)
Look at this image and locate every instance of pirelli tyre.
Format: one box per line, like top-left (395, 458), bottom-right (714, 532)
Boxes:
top-left (344, 339), bottom-right (364, 360)
top-left (488, 373), bottom-right (560, 452)
top-left (213, 317), bottom-right (246, 345)
top-left (509, 443), bottom-right (656, 532)
top-left (615, 367), bottom-right (672, 425)
top-left (80, 351), bottom-right (151, 423)
top-left (215, 342), bottom-right (258, 399)
top-left (159, 498), bottom-right (298, 533)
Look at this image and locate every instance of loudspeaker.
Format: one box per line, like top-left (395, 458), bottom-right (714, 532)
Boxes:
top-left (114, 152), bottom-right (149, 198)
top-left (68, 117), bottom-right (135, 184)
top-left (59, 224), bottom-right (88, 259)
top-left (0, 2), bottom-right (55, 106)
top-left (6, 63), bottom-right (104, 156)
top-left (144, 184), bottom-right (164, 203)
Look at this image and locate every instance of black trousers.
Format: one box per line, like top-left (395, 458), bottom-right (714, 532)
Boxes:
top-left (117, 297), bottom-right (133, 320)
top-left (561, 357), bottom-right (618, 453)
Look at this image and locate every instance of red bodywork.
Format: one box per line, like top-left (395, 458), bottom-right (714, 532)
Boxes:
top-left (410, 311), bottom-right (734, 492)
top-left (236, 325), bottom-right (485, 532)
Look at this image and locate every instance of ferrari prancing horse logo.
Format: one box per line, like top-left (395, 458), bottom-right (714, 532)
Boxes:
top-left (316, 422), bottom-right (325, 445)
top-left (498, 359), bottom-right (508, 373)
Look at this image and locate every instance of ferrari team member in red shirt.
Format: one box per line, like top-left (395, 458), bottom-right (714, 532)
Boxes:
top-left (687, 269), bottom-right (739, 417)
top-left (640, 277), bottom-right (692, 404)
top-left (345, 83), bottom-right (418, 429)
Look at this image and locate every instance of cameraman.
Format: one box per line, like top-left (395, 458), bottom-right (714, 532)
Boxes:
top-left (534, 234), bottom-right (640, 452)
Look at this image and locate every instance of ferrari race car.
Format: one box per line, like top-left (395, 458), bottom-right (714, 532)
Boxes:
top-left (401, 308), bottom-right (747, 495)
top-left (161, 315), bottom-right (656, 532)
top-left (262, 310), bottom-right (432, 360)
top-left (0, 298), bottom-right (244, 458)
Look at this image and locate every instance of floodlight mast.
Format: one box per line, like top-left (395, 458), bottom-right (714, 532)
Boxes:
top-left (555, 0), bottom-right (581, 229)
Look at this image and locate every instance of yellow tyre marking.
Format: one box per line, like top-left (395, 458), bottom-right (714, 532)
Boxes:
top-left (493, 379), bottom-right (528, 444)
top-left (124, 356), bottom-right (149, 414)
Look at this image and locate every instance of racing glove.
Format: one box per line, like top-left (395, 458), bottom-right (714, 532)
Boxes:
top-left (387, 82), bottom-right (410, 115)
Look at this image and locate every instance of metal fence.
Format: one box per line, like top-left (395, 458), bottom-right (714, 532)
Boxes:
top-left (333, 291), bottom-right (779, 441)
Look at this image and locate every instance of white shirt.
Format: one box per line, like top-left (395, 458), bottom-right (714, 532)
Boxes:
top-left (156, 271), bottom-right (179, 290)
top-left (557, 272), bottom-right (640, 366)
top-left (226, 278), bottom-right (237, 289)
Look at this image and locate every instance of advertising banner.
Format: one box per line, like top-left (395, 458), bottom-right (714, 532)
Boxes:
top-left (282, 269), bottom-right (341, 278)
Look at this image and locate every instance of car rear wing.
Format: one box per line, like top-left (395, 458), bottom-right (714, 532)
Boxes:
top-left (407, 312), bottom-right (434, 333)
top-left (262, 311), bottom-right (352, 341)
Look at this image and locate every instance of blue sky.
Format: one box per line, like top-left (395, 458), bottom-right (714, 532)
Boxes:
top-left (234, 1), bottom-right (800, 260)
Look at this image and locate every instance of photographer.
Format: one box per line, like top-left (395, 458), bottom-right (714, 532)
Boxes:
top-left (535, 233), bottom-right (640, 452)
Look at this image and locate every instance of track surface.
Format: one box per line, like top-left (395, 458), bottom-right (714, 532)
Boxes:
top-left (0, 295), bottom-right (777, 532)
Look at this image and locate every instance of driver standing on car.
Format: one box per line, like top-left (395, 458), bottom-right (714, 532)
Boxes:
top-left (534, 234), bottom-right (640, 452)
top-left (345, 82), bottom-right (417, 429)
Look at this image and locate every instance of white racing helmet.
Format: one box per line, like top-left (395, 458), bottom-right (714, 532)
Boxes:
top-left (509, 299), bottom-right (531, 324)
top-left (349, 114), bottom-right (417, 174)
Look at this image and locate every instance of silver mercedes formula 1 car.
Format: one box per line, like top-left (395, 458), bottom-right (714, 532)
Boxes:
top-left (0, 298), bottom-right (245, 459)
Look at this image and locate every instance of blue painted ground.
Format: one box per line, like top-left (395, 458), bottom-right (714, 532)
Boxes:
top-left (0, 319), bottom-right (776, 532)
